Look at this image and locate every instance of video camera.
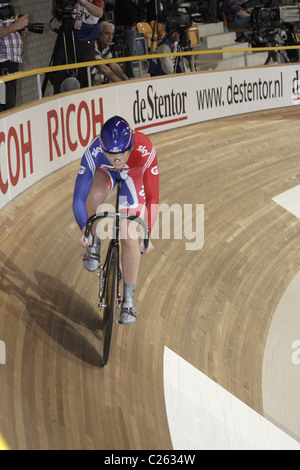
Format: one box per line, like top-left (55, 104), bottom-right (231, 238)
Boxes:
top-left (163, 1), bottom-right (208, 40)
top-left (52, 0), bottom-right (77, 23)
top-left (0, 0), bottom-right (44, 34)
top-left (166, 10), bottom-right (192, 31)
top-left (249, 1), bottom-right (300, 30)
top-left (247, 0), bottom-right (300, 61)
top-left (164, 0), bottom-right (206, 27)
top-left (164, 10), bottom-right (192, 48)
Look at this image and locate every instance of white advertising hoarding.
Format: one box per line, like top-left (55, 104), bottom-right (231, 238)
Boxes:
top-left (0, 64), bottom-right (299, 211)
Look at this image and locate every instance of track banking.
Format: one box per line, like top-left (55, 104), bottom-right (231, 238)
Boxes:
top-left (196, 72), bottom-right (283, 109)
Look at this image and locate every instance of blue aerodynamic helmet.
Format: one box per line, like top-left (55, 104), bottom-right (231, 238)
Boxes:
top-left (100, 116), bottom-right (134, 154)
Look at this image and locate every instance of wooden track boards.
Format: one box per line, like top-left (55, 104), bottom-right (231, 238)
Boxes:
top-left (0, 106), bottom-right (300, 449)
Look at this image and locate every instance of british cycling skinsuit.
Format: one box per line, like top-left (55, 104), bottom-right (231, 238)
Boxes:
top-left (73, 131), bottom-right (159, 233)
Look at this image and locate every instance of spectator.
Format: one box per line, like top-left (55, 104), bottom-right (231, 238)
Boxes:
top-left (95, 21), bottom-right (130, 83)
top-left (148, 25), bottom-right (182, 76)
top-left (224, 0), bottom-right (253, 30)
top-left (50, 0), bottom-right (104, 94)
top-left (0, 2), bottom-right (29, 112)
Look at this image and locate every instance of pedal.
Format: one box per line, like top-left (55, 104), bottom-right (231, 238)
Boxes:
top-left (117, 294), bottom-right (123, 309)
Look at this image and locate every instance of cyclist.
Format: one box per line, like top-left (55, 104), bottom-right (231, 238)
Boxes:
top-left (73, 116), bottom-right (159, 325)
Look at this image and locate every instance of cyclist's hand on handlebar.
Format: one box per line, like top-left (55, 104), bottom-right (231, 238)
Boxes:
top-left (139, 239), bottom-right (154, 254)
top-left (78, 227), bottom-right (93, 248)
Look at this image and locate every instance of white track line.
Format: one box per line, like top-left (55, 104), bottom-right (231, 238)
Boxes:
top-left (163, 346), bottom-right (300, 450)
top-left (272, 185), bottom-right (300, 219)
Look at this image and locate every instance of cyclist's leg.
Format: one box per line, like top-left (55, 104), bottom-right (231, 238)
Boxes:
top-left (120, 218), bottom-right (141, 284)
top-left (118, 175), bottom-right (146, 324)
top-left (119, 221), bottom-right (141, 324)
top-left (83, 170), bottom-right (111, 272)
top-left (86, 170), bottom-right (112, 223)
top-left (119, 172), bottom-right (145, 286)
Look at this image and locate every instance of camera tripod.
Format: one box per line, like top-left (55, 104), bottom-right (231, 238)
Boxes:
top-left (264, 33), bottom-right (290, 64)
top-left (265, 46), bottom-right (290, 64)
top-left (42, 17), bottom-right (81, 96)
top-left (174, 31), bottom-right (196, 73)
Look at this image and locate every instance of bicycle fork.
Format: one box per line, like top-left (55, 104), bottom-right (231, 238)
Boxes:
top-left (97, 258), bottom-right (123, 318)
top-left (98, 264), bottom-right (105, 308)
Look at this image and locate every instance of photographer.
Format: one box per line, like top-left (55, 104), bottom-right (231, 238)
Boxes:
top-left (50, 0), bottom-right (104, 93)
top-left (0, 2), bottom-right (29, 111)
top-left (148, 25), bottom-right (183, 76)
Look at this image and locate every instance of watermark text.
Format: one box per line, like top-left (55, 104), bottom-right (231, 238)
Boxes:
top-left (291, 340), bottom-right (300, 365)
top-left (94, 203), bottom-right (204, 251)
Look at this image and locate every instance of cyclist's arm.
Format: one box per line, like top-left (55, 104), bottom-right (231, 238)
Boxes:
top-left (73, 158), bottom-right (95, 231)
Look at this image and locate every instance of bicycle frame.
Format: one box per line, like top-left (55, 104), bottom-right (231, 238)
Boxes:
top-left (84, 179), bottom-right (149, 320)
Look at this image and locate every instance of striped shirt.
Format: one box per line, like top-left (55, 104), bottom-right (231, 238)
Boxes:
top-left (0, 18), bottom-right (23, 63)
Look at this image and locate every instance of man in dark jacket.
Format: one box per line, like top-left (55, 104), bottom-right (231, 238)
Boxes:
top-left (114, 0), bottom-right (143, 78)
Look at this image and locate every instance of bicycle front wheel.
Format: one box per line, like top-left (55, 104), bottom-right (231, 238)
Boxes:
top-left (102, 245), bottom-right (118, 366)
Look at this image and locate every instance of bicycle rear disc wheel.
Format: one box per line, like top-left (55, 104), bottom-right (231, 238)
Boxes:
top-left (102, 245), bottom-right (118, 366)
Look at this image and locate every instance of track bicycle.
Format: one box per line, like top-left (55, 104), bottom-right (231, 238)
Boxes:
top-left (84, 179), bottom-right (149, 367)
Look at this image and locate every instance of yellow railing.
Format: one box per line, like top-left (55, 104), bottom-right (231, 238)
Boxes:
top-left (0, 46), bottom-right (299, 98)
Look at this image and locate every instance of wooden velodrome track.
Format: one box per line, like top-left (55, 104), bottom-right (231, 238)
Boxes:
top-left (1, 104), bottom-right (300, 450)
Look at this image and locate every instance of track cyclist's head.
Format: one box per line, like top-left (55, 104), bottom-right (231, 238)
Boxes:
top-left (100, 116), bottom-right (134, 169)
